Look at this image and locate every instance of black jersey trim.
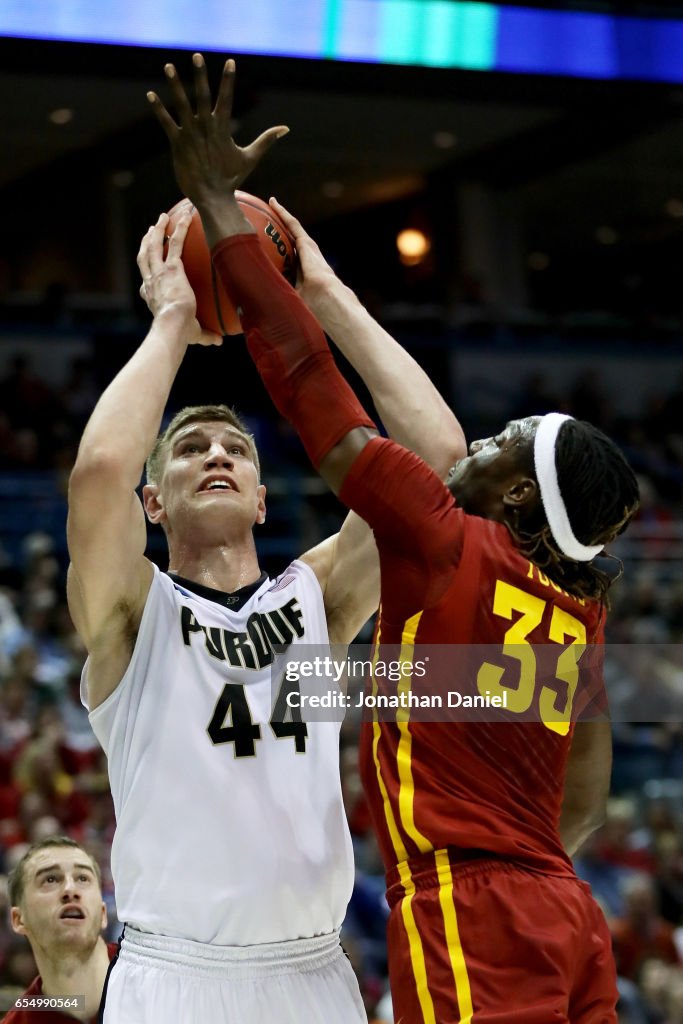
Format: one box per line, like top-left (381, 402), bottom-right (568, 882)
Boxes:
top-left (96, 930), bottom-right (122, 1024)
top-left (168, 571), bottom-right (269, 611)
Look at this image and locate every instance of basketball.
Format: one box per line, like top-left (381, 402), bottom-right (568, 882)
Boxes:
top-left (166, 191), bottom-right (297, 335)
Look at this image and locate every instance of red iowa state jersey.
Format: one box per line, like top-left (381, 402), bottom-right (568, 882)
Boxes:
top-left (2, 943), bottom-right (118, 1023)
top-left (339, 437), bottom-right (605, 877)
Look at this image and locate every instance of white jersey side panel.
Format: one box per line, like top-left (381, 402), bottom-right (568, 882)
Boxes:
top-left (84, 561), bottom-right (354, 945)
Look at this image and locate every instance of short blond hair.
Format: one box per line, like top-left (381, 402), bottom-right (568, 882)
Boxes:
top-left (146, 405), bottom-right (260, 484)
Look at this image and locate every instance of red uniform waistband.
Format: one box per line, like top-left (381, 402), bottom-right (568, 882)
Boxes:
top-left (385, 847), bottom-right (577, 908)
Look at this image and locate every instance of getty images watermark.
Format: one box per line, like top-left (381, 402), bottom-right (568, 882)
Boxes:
top-left (264, 644), bottom-right (679, 724)
top-left (267, 643), bottom-right (614, 726)
top-left (282, 654), bottom-right (507, 711)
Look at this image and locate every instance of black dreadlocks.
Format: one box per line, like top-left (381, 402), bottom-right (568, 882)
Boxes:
top-left (508, 419), bottom-right (640, 604)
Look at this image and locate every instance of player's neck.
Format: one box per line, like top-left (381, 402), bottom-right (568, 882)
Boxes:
top-left (35, 937), bottom-right (110, 1022)
top-left (168, 534), bottom-right (263, 594)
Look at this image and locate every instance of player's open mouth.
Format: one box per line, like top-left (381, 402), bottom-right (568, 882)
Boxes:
top-left (198, 477), bottom-right (238, 493)
top-left (60, 906), bottom-right (85, 919)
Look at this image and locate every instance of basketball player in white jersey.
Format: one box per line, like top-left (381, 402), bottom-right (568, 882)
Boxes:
top-left (66, 57), bottom-right (465, 1023)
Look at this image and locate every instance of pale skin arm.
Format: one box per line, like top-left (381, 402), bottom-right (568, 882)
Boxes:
top-left (269, 200), bottom-right (466, 642)
top-left (269, 198), bottom-right (466, 478)
top-left (148, 55), bottom-right (464, 644)
top-left (67, 214), bottom-right (222, 708)
top-left (559, 719), bottom-right (613, 857)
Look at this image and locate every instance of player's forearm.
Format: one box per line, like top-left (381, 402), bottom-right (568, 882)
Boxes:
top-left (194, 193), bottom-right (256, 250)
top-left (73, 310), bottom-right (190, 485)
top-left (308, 278), bottom-right (466, 474)
top-left (560, 720), bottom-right (611, 857)
top-left (211, 234), bottom-right (376, 491)
top-left (560, 802), bottom-right (606, 857)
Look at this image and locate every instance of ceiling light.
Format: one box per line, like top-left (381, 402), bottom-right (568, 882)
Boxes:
top-left (396, 228), bottom-right (431, 266)
top-left (528, 252), bottom-right (550, 271)
top-left (665, 198), bottom-right (683, 218)
top-left (111, 171), bottom-right (134, 188)
top-left (433, 131), bottom-right (457, 150)
top-left (48, 108), bottom-right (74, 125)
top-left (321, 181), bottom-right (344, 198)
top-left (595, 226), bottom-right (618, 245)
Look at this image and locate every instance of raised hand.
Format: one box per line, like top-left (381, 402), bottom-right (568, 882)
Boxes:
top-left (268, 197), bottom-right (337, 307)
top-left (137, 212), bottom-right (222, 347)
top-left (147, 54), bottom-right (288, 207)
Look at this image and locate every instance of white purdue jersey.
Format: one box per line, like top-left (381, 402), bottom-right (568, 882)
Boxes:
top-left (82, 560), bottom-right (354, 946)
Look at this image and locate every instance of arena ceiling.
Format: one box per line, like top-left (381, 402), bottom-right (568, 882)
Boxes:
top-left (2, 35), bottom-right (683, 288)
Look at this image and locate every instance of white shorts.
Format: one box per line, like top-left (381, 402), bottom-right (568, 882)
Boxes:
top-left (102, 926), bottom-right (367, 1024)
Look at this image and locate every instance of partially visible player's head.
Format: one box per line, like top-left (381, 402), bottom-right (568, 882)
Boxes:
top-left (146, 404), bottom-right (260, 484)
top-left (449, 414), bottom-right (639, 599)
top-left (143, 404), bottom-right (266, 538)
top-left (9, 836), bottom-right (106, 958)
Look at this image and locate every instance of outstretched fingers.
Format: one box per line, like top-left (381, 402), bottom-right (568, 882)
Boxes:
top-left (192, 53), bottom-right (212, 122)
top-left (242, 125), bottom-right (289, 172)
top-left (147, 91), bottom-right (178, 139)
top-left (213, 58), bottom-right (236, 130)
top-left (164, 62), bottom-right (195, 127)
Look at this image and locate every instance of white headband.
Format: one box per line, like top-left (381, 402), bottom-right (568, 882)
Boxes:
top-left (533, 413), bottom-right (603, 562)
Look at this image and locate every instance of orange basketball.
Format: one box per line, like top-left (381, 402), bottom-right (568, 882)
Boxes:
top-left (166, 191), bottom-right (297, 335)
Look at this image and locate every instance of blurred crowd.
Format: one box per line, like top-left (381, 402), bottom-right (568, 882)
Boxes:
top-left (1, 348), bottom-right (683, 506)
top-left (0, 339), bottom-right (682, 1022)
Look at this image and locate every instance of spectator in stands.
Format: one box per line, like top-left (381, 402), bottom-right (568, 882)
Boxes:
top-left (60, 357), bottom-right (99, 432)
top-left (4, 836), bottom-right (116, 1023)
top-left (668, 585), bottom-right (683, 641)
top-left (569, 368), bottom-right (613, 432)
top-left (611, 874), bottom-right (681, 981)
top-left (574, 828), bottom-right (636, 917)
top-left (653, 832), bottom-right (683, 928)
top-left (599, 798), bottom-right (656, 873)
top-left (638, 958), bottom-right (672, 1024)
top-left (664, 969), bottom-right (683, 1024)
top-left (0, 356), bottom-right (56, 437)
top-left (0, 873), bottom-right (13, 988)
top-left (616, 975), bottom-right (650, 1024)
top-left (508, 371), bottom-right (563, 420)
top-left (12, 708), bottom-right (91, 834)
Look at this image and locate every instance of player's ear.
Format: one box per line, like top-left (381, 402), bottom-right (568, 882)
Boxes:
top-left (255, 484), bottom-right (267, 525)
top-left (502, 476), bottom-right (537, 509)
top-left (10, 906), bottom-right (27, 936)
top-left (143, 483), bottom-right (166, 525)
top-left (100, 901), bottom-right (108, 930)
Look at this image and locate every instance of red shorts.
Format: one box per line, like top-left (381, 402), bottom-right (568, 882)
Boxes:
top-left (385, 855), bottom-right (617, 1024)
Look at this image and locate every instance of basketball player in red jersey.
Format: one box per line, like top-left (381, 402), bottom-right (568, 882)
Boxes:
top-left (4, 837), bottom-right (117, 1024)
top-left (151, 55), bottom-right (640, 1023)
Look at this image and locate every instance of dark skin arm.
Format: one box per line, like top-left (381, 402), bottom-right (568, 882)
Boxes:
top-left (559, 719), bottom-right (612, 856)
top-left (148, 55), bottom-right (288, 247)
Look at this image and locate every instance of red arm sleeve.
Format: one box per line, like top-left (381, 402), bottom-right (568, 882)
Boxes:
top-left (211, 234), bottom-right (375, 468)
top-left (212, 234), bottom-right (463, 611)
top-left (340, 436), bottom-right (465, 610)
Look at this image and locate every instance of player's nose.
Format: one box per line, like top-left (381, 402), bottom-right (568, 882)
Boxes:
top-left (61, 877), bottom-right (79, 897)
top-left (204, 443), bottom-right (234, 468)
top-left (469, 437), bottom-right (488, 455)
